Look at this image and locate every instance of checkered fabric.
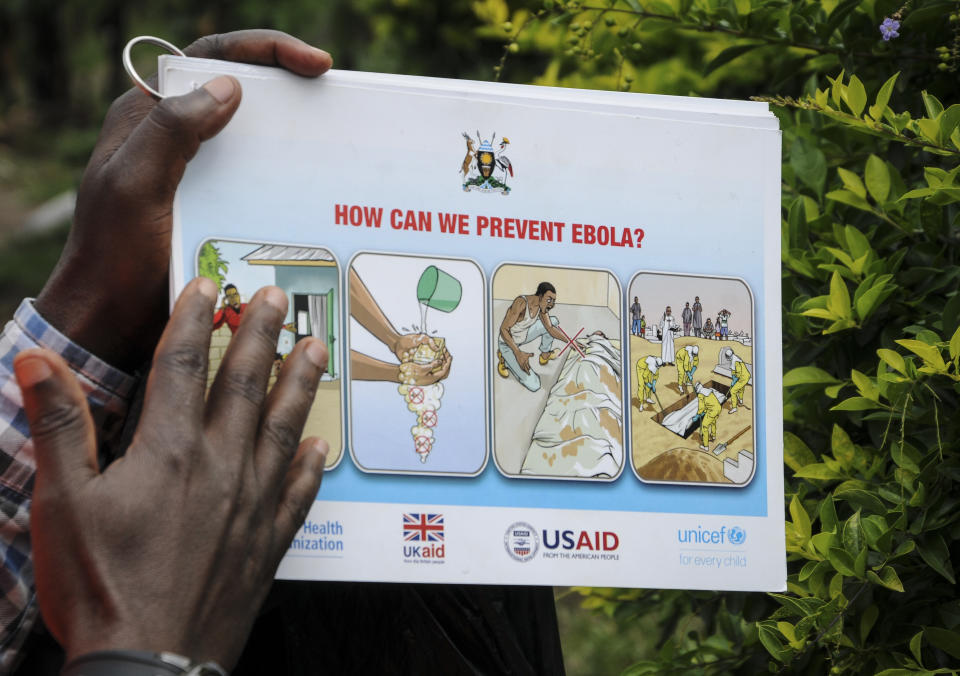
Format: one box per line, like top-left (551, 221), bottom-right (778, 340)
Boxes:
top-left (0, 300), bottom-right (134, 672)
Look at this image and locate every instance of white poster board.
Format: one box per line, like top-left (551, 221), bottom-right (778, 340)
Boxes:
top-left (163, 56), bottom-right (785, 591)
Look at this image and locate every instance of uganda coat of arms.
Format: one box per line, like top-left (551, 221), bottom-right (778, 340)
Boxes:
top-left (460, 131), bottom-right (513, 194)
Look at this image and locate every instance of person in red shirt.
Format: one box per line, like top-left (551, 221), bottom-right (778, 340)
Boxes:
top-left (213, 284), bottom-right (246, 334)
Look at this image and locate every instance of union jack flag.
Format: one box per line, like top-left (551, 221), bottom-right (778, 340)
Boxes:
top-left (403, 513), bottom-right (444, 542)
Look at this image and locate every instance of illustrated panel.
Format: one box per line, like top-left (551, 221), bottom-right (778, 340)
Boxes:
top-left (348, 252), bottom-right (488, 476)
top-left (491, 263), bottom-right (625, 481)
top-left (196, 239), bottom-right (344, 468)
top-left (628, 272), bottom-right (756, 487)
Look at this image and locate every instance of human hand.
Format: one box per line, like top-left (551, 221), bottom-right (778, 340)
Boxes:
top-left (515, 350), bottom-right (533, 374)
top-left (398, 349), bottom-right (453, 385)
top-left (16, 278), bottom-right (329, 668)
top-left (391, 333), bottom-right (443, 364)
top-left (35, 31), bottom-right (332, 372)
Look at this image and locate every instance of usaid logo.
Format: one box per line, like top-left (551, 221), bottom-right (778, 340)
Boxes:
top-left (504, 522), bottom-right (539, 562)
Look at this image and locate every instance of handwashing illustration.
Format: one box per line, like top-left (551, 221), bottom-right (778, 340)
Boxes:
top-left (348, 253), bottom-right (487, 476)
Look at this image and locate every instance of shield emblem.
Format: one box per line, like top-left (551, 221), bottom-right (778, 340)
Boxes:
top-left (476, 141), bottom-right (496, 178)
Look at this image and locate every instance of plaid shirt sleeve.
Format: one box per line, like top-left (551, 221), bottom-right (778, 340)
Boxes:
top-left (0, 299), bottom-right (135, 672)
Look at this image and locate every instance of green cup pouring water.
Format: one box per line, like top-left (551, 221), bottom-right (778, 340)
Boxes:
top-left (416, 265), bottom-right (462, 313)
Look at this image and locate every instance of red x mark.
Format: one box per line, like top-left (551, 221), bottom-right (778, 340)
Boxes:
top-left (408, 387), bottom-right (424, 404)
top-left (421, 410), bottom-right (438, 428)
top-left (557, 327), bottom-right (586, 358)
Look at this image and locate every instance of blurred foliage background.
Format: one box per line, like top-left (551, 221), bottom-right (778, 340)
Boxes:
top-left (3, 0), bottom-right (960, 673)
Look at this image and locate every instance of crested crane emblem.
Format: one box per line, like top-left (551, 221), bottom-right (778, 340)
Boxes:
top-left (460, 131), bottom-right (514, 195)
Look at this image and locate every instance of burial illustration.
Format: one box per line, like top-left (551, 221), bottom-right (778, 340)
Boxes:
top-left (348, 252), bottom-right (487, 476)
top-left (628, 272), bottom-right (756, 487)
top-left (196, 239), bottom-right (344, 467)
top-left (492, 264), bottom-right (624, 481)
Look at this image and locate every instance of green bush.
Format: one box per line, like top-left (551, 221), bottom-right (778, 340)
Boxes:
top-left (491, 0), bottom-right (960, 672)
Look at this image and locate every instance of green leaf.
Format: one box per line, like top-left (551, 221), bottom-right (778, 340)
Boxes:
top-left (820, 498), bottom-right (839, 533)
top-left (831, 424), bottom-right (856, 468)
top-left (854, 277), bottom-right (893, 321)
top-left (873, 72), bottom-right (900, 115)
top-left (837, 167), bottom-right (867, 199)
top-left (796, 463), bottom-right (846, 480)
top-left (918, 535), bottom-right (955, 584)
top-left (704, 42), bottom-right (763, 75)
top-left (831, 396), bottom-right (883, 411)
top-left (924, 626), bottom-right (960, 660)
top-left (828, 547), bottom-right (857, 576)
top-left (758, 622), bottom-right (790, 662)
top-left (790, 496), bottom-right (812, 543)
top-left (851, 369), bottom-right (880, 400)
top-left (895, 339), bottom-right (946, 371)
top-left (827, 189), bottom-right (872, 212)
top-left (783, 366), bottom-right (840, 386)
top-left (790, 138), bottom-right (827, 196)
top-left (922, 90), bottom-right (944, 119)
top-left (909, 631), bottom-right (925, 668)
top-left (828, 271), bottom-right (852, 320)
top-left (843, 511), bottom-right (863, 554)
top-left (940, 105), bottom-right (960, 144)
top-left (949, 324), bottom-right (960, 361)
top-left (892, 443), bottom-right (921, 473)
top-left (784, 432), bottom-right (816, 471)
top-left (864, 154), bottom-right (891, 203)
top-left (868, 565), bottom-right (905, 591)
top-left (878, 348), bottom-right (907, 375)
top-left (812, 531), bottom-right (840, 557)
top-left (844, 75), bottom-right (867, 117)
top-left (834, 488), bottom-right (885, 513)
top-left (861, 514), bottom-right (889, 549)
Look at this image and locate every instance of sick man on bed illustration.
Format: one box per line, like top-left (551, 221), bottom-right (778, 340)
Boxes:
top-left (496, 282), bottom-right (567, 392)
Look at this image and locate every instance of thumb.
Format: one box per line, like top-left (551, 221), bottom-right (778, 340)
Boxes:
top-left (113, 75), bottom-right (242, 202)
top-left (13, 349), bottom-right (99, 486)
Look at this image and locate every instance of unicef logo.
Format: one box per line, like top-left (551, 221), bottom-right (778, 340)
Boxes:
top-left (504, 522), bottom-right (539, 562)
top-left (728, 527), bottom-right (746, 545)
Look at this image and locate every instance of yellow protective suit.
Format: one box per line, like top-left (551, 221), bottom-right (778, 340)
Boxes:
top-left (730, 359), bottom-right (750, 405)
top-left (697, 391), bottom-right (722, 446)
top-left (676, 349), bottom-right (699, 389)
top-left (636, 359), bottom-right (658, 401)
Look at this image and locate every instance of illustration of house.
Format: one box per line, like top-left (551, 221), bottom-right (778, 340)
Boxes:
top-left (241, 244), bottom-right (340, 379)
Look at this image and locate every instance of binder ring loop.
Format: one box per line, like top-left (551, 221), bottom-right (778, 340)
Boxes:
top-left (122, 36), bottom-right (186, 101)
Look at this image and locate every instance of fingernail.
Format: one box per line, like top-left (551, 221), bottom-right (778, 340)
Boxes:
top-left (305, 340), bottom-right (328, 368)
top-left (263, 287), bottom-right (288, 313)
top-left (204, 75), bottom-right (237, 104)
top-left (312, 47), bottom-right (332, 60)
top-left (14, 355), bottom-right (52, 388)
top-left (312, 438), bottom-right (329, 462)
top-left (195, 276), bottom-right (217, 302)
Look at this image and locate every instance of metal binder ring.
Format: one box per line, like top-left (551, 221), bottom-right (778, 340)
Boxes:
top-left (122, 36), bottom-right (186, 101)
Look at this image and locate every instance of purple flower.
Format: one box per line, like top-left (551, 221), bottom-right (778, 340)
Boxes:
top-left (879, 17), bottom-right (900, 41)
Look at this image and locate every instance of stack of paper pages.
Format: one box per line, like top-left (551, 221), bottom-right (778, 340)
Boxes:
top-left (161, 56), bottom-right (784, 591)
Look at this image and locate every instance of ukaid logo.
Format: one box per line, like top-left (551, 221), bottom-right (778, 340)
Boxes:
top-left (402, 513), bottom-right (445, 564)
top-left (504, 522), bottom-right (539, 562)
top-left (542, 529), bottom-right (621, 561)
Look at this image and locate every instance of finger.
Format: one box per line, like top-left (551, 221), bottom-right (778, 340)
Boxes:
top-left (98, 75), bottom-right (242, 209)
top-left (13, 349), bottom-right (98, 487)
top-left (205, 287), bottom-right (288, 447)
top-left (255, 337), bottom-right (327, 488)
top-left (184, 30), bottom-right (332, 77)
top-left (137, 277), bottom-right (218, 436)
top-left (272, 437), bottom-right (327, 563)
